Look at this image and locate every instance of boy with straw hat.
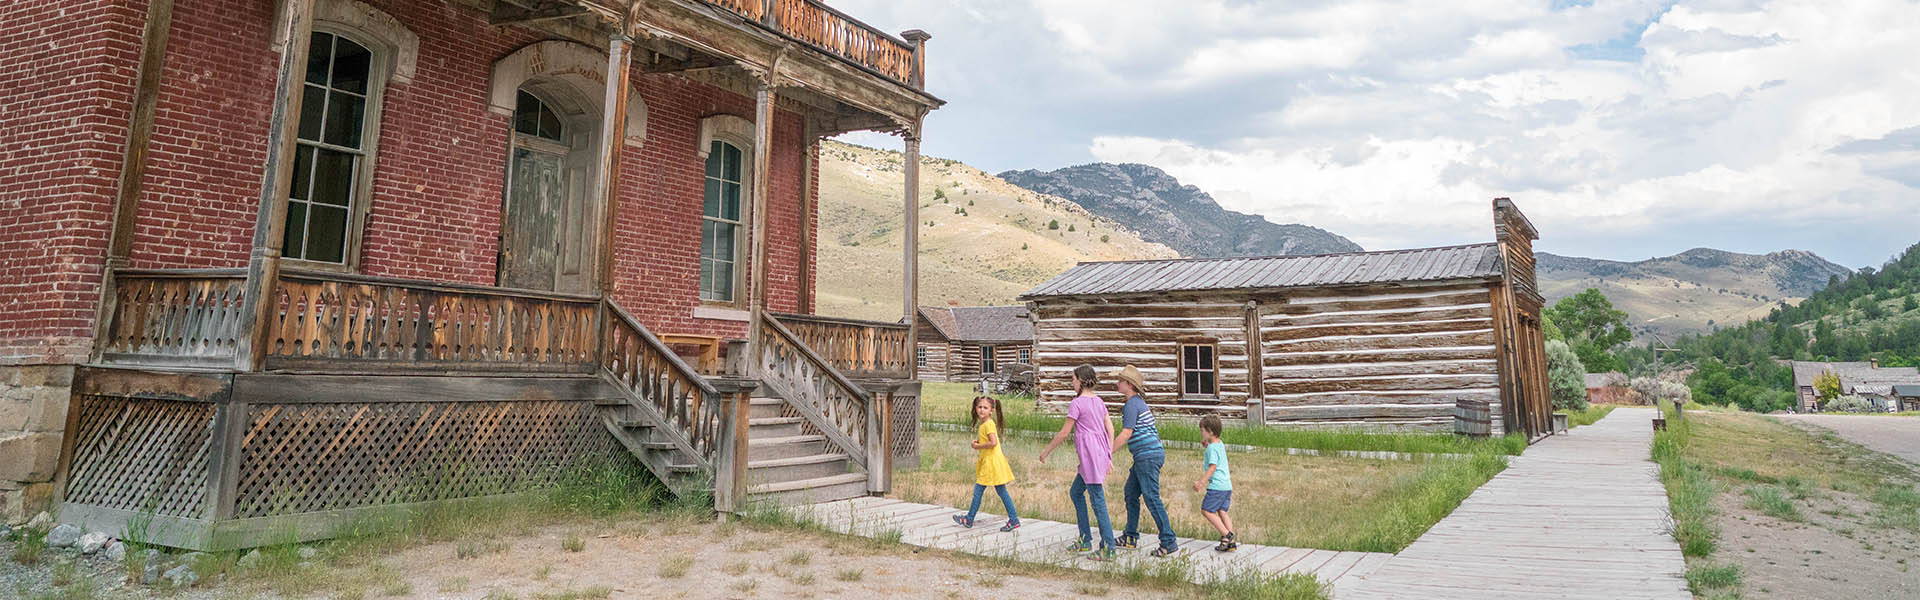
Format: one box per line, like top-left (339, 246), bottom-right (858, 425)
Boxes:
top-left (1109, 364), bottom-right (1177, 557)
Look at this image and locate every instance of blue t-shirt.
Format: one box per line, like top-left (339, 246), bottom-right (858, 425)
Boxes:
top-left (1203, 441), bottom-right (1232, 491)
top-left (1120, 394), bottom-right (1163, 458)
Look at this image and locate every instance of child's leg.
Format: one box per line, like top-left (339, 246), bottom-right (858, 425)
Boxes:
top-left (965, 483), bottom-right (987, 520)
top-left (1069, 475), bottom-right (1091, 543)
top-left (993, 484), bottom-right (1019, 523)
top-left (1137, 455), bottom-right (1177, 550)
top-left (1121, 464), bottom-right (1142, 538)
top-left (1087, 483), bottom-right (1116, 549)
top-left (1201, 510), bottom-right (1229, 536)
top-left (1219, 510), bottom-right (1235, 535)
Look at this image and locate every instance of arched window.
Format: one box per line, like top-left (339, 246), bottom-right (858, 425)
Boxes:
top-left (285, 30), bottom-right (379, 265)
top-left (513, 90), bottom-right (565, 142)
top-left (701, 140), bottom-right (745, 303)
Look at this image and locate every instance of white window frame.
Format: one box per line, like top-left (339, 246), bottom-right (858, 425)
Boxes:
top-left (700, 137), bottom-right (752, 305)
top-left (283, 28), bottom-right (388, 270)
top-left (1178, 342), bottom-right (1218, 398)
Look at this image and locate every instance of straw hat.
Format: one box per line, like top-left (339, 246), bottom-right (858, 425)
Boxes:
top-left (1109, 365), bottom-right (1146, 392)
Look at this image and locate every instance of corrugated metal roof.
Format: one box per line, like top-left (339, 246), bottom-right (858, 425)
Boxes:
top-left (1019, 243), bottom-right (1506, 299)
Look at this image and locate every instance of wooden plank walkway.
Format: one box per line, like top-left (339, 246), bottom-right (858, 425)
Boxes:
top-left (786, 496), bottom-right (1392, 589)
top-left (1341, 406), bottom-right (1690, 599)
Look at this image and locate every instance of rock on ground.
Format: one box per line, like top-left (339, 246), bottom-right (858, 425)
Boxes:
top-left (237, 549), bottom-right (262, 569)
top-left (25, 511), bottom-right (51, 531)
top-left (162, 563), bottom-right (199, 587)
top-left (43, 523), bottom-right (80, 547)
top-left (103, 540), bottom-right (126, 562)
top-left (77, 531), bottom-right (111, 554)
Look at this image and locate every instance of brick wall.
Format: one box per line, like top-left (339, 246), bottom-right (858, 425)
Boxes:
top-left (0, 0), bottom-right (143, 365)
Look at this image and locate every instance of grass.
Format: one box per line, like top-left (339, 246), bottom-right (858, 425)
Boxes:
top-left (835, 567), bottom-right (864, 581)
top-left (9, 525), bottom-right (48, 565)
top-left (1566, 403), bottom-right (1617, 428)
top-left (921, 382), bottom-right (1526, 455)
top-left (1742, 485), bottom-right (1803, 522)
top-left (531, 586), bottom-right (612, 600)
top-left (560, 532), bottom-right (584, 553)
top-left (657, 555), bottom-right (694, 578)
top-left (898, 427), bottom-right (1506, 552)
top-left (1685, 563), bottom-right (1742, 596)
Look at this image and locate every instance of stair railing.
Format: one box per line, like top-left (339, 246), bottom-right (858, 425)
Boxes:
top-left (599, 301), bottom-right (726, 469)
top-left (755, 313), bottom-right (873, 473)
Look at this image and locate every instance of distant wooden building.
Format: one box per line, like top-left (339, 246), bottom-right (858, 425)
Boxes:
top-left (1020, 199), bottom-right (1553, 438)
top-left (1790, 360), bottom-right (1920, 411)
top-left (1895, 385), bottom-right (1920, 412)
top-left (915, 306), bottom-right (1035, 382)
top-left (1585, 372), bottom-right (1633, 404)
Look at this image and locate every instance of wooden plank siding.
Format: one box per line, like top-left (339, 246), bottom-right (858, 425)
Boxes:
top-left (914, 342), bottom-right (949, 381)
top-left (1033, 300), bottom-right (1252, 413)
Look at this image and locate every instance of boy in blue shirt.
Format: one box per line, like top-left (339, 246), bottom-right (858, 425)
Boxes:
top-left (1108, 365), bottom-right (1177, 557)
top-left (1192, 414), bottom-right (1236, 552)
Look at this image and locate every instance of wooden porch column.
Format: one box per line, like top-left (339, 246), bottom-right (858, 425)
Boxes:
top-left (91, 0), bottom-right (175, 360)
top-left (596, 34), bottom-right (633, 298)
top-left (901, 120), bottom-right (922, 339)
top-left (744, 75), bottom-right (776, 378)
top-left (235, 0), bottom-right (319, 371)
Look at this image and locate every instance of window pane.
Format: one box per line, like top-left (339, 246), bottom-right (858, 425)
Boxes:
top-left (1183, 345), bottom-right (1195, 367)
top-left (323, 90), bottom-right (365, 148)
top-left (1202, 346), bottom-right (1215, 369)
top-left (305, 32), bottom-right (333, 85)
top-left (724, 144), bottom-right (742, 181)
top-left (1200, 372), bottom-right (1215, 395)
top-left (539, 105), bottom-right (563, 140)
top-left (715, 222), bottom-right (734, 259)
top-left (712, 261), bottom-right (733, 302)
top-left (330, 37), bottom-right (371, 94)
top-left (1183, 371), bottom-right (1198, 394)
top-left (514, 90), bottom-right (541, 136)
top-left (721, 182), bottom-right (740, 221)
top-left (298, 85), bottom-right (326, 142)
top-left (705, 142), bottom-right (725, 177)
top-left (282, 201), bottom-right (308, 260)
top-left (702, 179), bottom-right (721, 218)
top-left (699, 259), bottom-right (714, 299)
top-left (310, 149), bottom-right (355, 207)
top-left (307, 204), bottom-right (348, 263)
top-left (290, 145), bottom-right (314, 200)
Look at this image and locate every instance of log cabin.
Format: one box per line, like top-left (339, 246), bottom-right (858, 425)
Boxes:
top-left (0, 0), bottom-right (938, 547)
top-left (914, 305), bottom-right (1035, 382)
top-left (1020, 199), bottom-right (1553, 438)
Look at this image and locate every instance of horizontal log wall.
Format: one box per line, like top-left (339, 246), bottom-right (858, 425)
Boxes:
top-left (1262, 283), bottom-right (1500, 432)
top-left (1032, 300), bottom-right (1251, 412)
top-left (914, 342), bottom-right (949, 381)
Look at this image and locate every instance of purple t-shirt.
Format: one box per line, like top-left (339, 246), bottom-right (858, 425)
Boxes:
top-left (1067, 394), bottom-right (1114, 484)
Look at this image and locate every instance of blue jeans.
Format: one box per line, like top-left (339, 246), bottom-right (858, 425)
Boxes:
top-left (966, 484), bottom-right (1019, 523)
top-left (1122, 453), bottom-right (1177, 551)
top-left (1069, 474), bottom-right (1116, 549)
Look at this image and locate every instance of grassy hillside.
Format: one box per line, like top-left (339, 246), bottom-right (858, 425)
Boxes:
top-left (814, 140), bottom-right (1178, 322)
top-left (1539, 249), bottom-right (1853, 340)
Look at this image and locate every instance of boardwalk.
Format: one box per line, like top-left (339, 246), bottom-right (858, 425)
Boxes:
top-left (1342, 406), bottom-right (1689, 599)
top-left (785, 496), bottom-right (1393, 589)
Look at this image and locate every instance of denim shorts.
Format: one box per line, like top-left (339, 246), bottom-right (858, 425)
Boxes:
top-left (1201, 489), bottom-right (1232, 512)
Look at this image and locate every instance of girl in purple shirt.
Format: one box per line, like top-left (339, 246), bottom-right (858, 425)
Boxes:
top-left (1038, 364), bottom-right (1116, 561)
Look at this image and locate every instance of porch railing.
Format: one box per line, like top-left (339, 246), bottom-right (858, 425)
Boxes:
top-left (755, 313), bottom-right (874, 472)
top-left (771, 312), bottom-right (912, 380)
top-left (95, 268), bottom-right (249, 367)
top-left (703, 0), bottom-right (919, 88)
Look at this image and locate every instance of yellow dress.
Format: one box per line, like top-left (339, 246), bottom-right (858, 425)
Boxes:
top-left (974, 420), bottom-right (1014, 487)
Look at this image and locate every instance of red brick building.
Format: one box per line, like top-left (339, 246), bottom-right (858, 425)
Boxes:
top-left (0, 0), bottom-right (938, 534)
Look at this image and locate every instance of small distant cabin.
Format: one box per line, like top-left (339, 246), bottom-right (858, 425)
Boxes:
top-left (1020, 199), bottom-right (1553, 438)
top-left (1790, 360), bottom-right (1920, 412)
top-left (1895, 385), bottom-right (1920, 412)
top-left (1585, 372), bottom-right (1632, 404)
top-left (915, 306), bottom-right (1035, 381)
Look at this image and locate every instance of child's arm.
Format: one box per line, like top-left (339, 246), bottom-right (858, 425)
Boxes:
top-left (1037, 417), bottom-right (1076, 464)
top-left (1111, 426), bottom-right (1133, 456)
top-left (977, 431), bottom-right (1000, 450)
top-left (1194, 463), bottom-right (1217, 492)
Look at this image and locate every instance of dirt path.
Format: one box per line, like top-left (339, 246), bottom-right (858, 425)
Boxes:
top-left (1776, 414), bottom-right (1920, 466)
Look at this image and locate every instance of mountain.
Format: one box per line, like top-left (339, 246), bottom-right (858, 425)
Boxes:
top-left (1537, 248), bottom-right (1856, 339)
top-left (814, 141), bottom-right (1179, 322)
top-left (996, 163), bottom-right (1362, 258)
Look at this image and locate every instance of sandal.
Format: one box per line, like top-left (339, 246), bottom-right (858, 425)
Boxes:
top-left (1065, 539), bottom-right (1093, 553)
top-left (1149, 546), bottom-right (1176, 558)
top-left (952, 515), bottom-right (974, 528)
top-left (1087, 546), bottom-right (1116, 562)
top-left (1215, 534), bottom-right (1233, 552)
top-left (1115, 533), bottom-right (1139, 549)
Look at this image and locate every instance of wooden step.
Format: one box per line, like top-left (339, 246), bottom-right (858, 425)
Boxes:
top-left (665, 463), bottom-right (701, 474)
top-left (593, 398), bottom-right (626, 407)
top-left (748, 416), bottom-right (804, 437)
top-left (610, 419), bottom-right (654, 429)
top-left (749, 397), bottom-right (786, 419)
top-left (747, 472), bottom-right (868, 506)
top-left (639, 441), bottom-right (676, 451)
top-left (748, 453), bottom-right (852, 483)
top-left (750, 416), bottom-right (805, 426)
top-left (748, 434), bottom-right (828, 461)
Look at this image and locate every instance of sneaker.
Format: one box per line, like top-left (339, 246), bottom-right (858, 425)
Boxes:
top-left (1065, 539), bottom-right (1093, 553)
top-left (1115, 533), bottom-right (1139, 549)
top-left (999, 520), bottom-right (1021, 533)
top-left (1149, 546), bottom-right (1176, 558)
top-left (952, 515), bottom-right (973, 528)
top-left (1087, 546), bottom-right (1116, 562)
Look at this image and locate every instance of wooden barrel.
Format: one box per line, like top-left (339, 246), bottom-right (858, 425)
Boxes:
top-left (1455, 398), bottom-right (1491, 437)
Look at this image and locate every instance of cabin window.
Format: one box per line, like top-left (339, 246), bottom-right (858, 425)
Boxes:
top-left (916, 346), bottom-right (928, 367)
top-left (286, 31), bottom-right (380, 265)
top-left (700, 140), bottom-right (745, 303)
top-left (1017, 347), bottom-right (1030, 363)
top-left (1179, 343), bottom-right (1217, 397)
top-left (979, 345), bottom-right (996, 374)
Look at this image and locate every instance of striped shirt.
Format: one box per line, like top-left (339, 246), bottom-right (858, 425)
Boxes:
top-left (1121, 394), bottom-right (1163, 458)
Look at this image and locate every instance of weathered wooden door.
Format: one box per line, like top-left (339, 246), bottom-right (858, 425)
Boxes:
top-left (500, 90), bottom-right (594, 294)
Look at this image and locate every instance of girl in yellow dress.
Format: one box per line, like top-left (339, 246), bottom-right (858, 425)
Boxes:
top-left (954, 396), bottom-right (1021, 531)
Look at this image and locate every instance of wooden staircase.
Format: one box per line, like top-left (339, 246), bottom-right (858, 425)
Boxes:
top-left (744, 396), bottom-right (868, 505)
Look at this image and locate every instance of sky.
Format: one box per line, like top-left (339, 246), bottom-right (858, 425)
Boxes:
top-left (828, 0), bottom-right (1920, 269)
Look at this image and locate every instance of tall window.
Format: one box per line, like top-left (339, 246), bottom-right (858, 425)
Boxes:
top-left (980, 345), bottom-right (996, 375)
top-left (1180, 343), bottom-right (1217, 397)
top-left (916, 346), bottom-right (928, 368)
top-left (286, 31), bottom-right (374, 264)
top-left (701, 140), bottom-right (744, 302)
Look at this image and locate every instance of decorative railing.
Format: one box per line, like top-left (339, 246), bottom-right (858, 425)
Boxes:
top-left (704, 0), bottom-right (920, 87)
top-left (603, 301), bottom-right (723, 467)
top-left (771, 312), bottom-right (912, 380)
top-left (756, 313), bottom-right (871, 470)
top-left (96, 269), bottom-right (249, 367)
top-left (263, 270), bottom-right (598, 373)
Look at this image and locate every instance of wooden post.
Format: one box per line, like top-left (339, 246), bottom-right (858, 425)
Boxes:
top-left (744, 75), bottom-right (776, 377)
top-left (593, 32), bottom-right (633, 365)
top-left (901, 30), bottom-right (930, 90)
top-left (867, 388), bottom-right (889, 494)
top-left (798, 126), bottom-right (817, 314)
top-left (713, 385), bottom-right (753, 514)
top-left (235, 0), bottom-right (319, 371)
top-left (901, 120), bottom-right (921, 343)
top-left (91, 0), bottom-right (175, 361)
top-left (1243, 300), bottom-right (1264, 426)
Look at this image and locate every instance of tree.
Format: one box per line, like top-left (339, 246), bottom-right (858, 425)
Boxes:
top-left (1905, 295), bottom-right (1918, 313)
top-left (1813, 371), bottom-right (1842, 402)
top-left (1068, 224), bottom-right (1077, 232)
top-left (1687, 358), bottom-right (1737, 406)
top-left (1547, 289), bottom-right (1632, 372)
top-left (1546, 339), bottom-right (1589, 411)
top-left (1047, 219), bottom-right (1059, 230)
top-left (1543, 312), bottom-right (1566, 343)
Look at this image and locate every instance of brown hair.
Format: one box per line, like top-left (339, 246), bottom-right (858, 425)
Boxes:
top-left (969, 395), bottom-right (1005, 430)
top-left (1199, 415), bottom-right (1223, 437)
top-left (1072, 364), bottom-right (1098, 394)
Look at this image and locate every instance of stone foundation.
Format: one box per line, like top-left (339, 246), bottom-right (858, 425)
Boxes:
top-left (0, 364), bottom-right (73, 524)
